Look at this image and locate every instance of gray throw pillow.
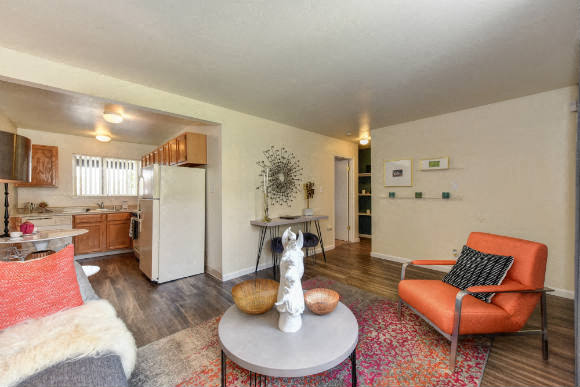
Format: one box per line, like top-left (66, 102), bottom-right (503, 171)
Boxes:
top-left (74, 262), bottom-right (99, 301)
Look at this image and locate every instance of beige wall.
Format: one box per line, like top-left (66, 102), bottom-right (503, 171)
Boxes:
top-left (371, 86), bottom-right (577, 296)
top-left (16, 128), bottom-right (155, 208)
top-left (0, 111), bottom-right (16, 133)
top-left (0, 47), bottom-right (357, 279)
top-left (220, 121), bottom-right (357, 277)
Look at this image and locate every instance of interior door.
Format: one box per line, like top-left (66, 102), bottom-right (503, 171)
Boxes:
top-left (335, 159), bottom-right (350, 241)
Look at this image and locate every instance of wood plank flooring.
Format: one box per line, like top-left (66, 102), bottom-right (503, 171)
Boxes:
top-left (85, 239), bottom-right (575, 386)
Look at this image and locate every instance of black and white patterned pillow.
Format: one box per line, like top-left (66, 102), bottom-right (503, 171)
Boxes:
top-left (442, 245), bottom-right (514, 303)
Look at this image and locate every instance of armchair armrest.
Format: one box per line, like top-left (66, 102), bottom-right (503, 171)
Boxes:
top-left (400, 259), bottom-right (456, 280)
top-left (465, 284), bottom-right (553, 294)
top-left (411, 260), bottom-right (457, 266)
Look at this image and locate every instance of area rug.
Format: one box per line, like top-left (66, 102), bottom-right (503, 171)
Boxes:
top-left (130, 277), bottom-right (490, 387)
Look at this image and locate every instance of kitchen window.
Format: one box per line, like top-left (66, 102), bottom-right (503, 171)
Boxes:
top-left (73, 154), bottom-right (140, 196)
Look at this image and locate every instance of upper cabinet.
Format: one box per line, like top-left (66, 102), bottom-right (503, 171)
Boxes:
top-left (17, 145), bottom-right (58, 187)
top-left (142, 132), bottom-right (207, 168)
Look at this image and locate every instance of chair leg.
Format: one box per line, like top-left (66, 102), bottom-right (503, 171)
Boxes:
top-left (449, 332), bottom-right (459, 372)
top-left (450, 290), bottom-right (467, 372)
top-left (540, 292), bottom-right (549, 360)
top-left (397, 299), bottom-right (402, 319)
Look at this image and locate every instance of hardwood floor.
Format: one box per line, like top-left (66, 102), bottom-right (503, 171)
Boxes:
top-left (85, 239), bottom-right (575, 386)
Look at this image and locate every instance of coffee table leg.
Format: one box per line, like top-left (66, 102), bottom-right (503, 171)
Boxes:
top-left (350, 347), bottom-right (357, 386)
top-left (221, 350), bottom-right (226, 387)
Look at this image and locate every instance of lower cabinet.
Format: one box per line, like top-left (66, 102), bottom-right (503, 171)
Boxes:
top-left (106, 214), bottom-right (132, 250)
top-left (73, 212), bottom-right (131, 255)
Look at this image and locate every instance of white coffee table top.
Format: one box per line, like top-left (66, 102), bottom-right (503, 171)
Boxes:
top-left (218, 302), bottom-right (358, 378)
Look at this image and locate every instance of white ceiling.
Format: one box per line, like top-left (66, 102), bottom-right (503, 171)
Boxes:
top-left (0, 1), bottom-right (577, 141)
top-left (0, 80), bottom-right (208, 145)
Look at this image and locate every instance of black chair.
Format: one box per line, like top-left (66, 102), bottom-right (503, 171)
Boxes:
top-left (271, 237), bottom-right (284, 279)
top-left (303, 232), bottom-right (320, 262)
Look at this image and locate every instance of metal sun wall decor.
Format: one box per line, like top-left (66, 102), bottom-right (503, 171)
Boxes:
top-left (257, 146), bottom-right (303, 207)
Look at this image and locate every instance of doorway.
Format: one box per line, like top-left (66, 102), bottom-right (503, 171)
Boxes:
top-left (334, 157), bottom-right (351, 242)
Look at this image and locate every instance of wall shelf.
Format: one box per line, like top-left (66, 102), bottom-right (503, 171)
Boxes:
top-left (358, 147), bottom-right (372, 237)
top-left (380, 195), bottom-right (462, 200)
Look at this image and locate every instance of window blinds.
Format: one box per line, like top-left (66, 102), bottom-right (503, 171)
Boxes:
top-left (73, 154), bottom-right (139, 196)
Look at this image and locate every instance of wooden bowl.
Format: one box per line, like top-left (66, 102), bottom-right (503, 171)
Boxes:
top-left (304, 288), bottom-right (340, 315)
top-left (232, 279), bottom-right (279, 315)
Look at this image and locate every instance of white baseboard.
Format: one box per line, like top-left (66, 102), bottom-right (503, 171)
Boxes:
top-left (205, 265), bottom-right (223, 281)
top-left (548, 287), bottom-right (574, 299)
top-left (219, 244), bottom-right (335, 282)
top-left (370, 251), bottom-right (574, 300)
top-left (75, 249), bottom-right (133, 260)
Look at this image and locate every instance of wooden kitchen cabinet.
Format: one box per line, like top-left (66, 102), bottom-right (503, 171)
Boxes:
top-left (176, 134), bottom-right (187, 163)
top-left (157, 146), bottom-right (165, 165)
top-left (17, 145), bottom-right (58, 187)
top-left (73, 214), bottom-right (107, 254)
top-left (168, 139), bottom-right (178, 165)
top-left (140, 132), bottom-right (207, 168)
top-left (163, 143), bottom-right (170, 165)
top-left (73, 213), bottom-right (132, 254)
top-left (181, 132), bottom-right (207, 165)
top-left (106, 213), bottom-right (131, 250)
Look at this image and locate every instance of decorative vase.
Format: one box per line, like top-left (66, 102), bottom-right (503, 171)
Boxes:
top-left (275, 227), bottom-right (305, 333)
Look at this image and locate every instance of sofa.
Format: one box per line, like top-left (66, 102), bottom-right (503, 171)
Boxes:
top-left (13, 262), bottom-right (130, 387)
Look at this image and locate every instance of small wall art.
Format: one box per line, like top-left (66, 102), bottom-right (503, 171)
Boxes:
top-left (384, 159), bottom-right (413, 187)
top-left (419, 157), bottom-right (449, 170)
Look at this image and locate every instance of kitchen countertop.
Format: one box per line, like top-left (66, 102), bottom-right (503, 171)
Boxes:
top-left (11, 208), bottom-right (136, 217)
top-left (0, 229), bottom-right (89, 244)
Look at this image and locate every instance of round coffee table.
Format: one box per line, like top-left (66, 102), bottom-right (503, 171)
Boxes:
top-left (219, 302), bottom-right (359, 386)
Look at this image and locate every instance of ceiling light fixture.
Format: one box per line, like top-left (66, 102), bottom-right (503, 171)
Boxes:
top-left (103, 104), bottom-right (124, 124)
top-left (96, 134), bottom-right (112, 143)
top-left (359, 138), bottom-right (370, 145)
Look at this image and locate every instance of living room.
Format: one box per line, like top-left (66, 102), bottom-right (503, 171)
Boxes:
top-left (0, 2), bottom-right (578, 387)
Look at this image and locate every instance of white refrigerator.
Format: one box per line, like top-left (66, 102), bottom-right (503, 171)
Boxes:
top-left (137, 164), bottom-right (205, 283)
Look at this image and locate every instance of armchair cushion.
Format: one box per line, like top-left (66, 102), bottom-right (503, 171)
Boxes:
top-left (442, 245), bottom-right (514, 303)
top-left (398, 279), bottom-right (523, 335)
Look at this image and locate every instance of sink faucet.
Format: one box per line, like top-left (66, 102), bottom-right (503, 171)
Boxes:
top-left (96, 201), bottom-right (105, 209)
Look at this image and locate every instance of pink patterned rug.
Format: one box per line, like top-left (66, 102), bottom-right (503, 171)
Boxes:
top-left (130, 277), bottom-right (490, 387)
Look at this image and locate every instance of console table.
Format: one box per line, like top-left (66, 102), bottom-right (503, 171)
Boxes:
top-left (250, 215), bottom-right (328, 275)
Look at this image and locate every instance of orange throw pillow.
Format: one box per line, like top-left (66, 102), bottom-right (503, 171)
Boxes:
top-left (0, 245), bottom-right (83, 330)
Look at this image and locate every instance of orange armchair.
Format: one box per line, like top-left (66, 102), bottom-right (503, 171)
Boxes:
top-left (398, 232), bottom-right (552, 371)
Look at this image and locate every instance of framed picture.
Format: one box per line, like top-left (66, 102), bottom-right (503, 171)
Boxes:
top-left (384, 159), bottom-right (413, 186)
top-left (419, 157), bottom-right (449, 170)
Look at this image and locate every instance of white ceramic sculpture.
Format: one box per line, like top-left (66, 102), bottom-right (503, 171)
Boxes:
top-left (275, 227), bottom-right (305, 333)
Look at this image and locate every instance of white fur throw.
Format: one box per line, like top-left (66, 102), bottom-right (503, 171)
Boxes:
top-left (0, 300), bottom-right (136, 387)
